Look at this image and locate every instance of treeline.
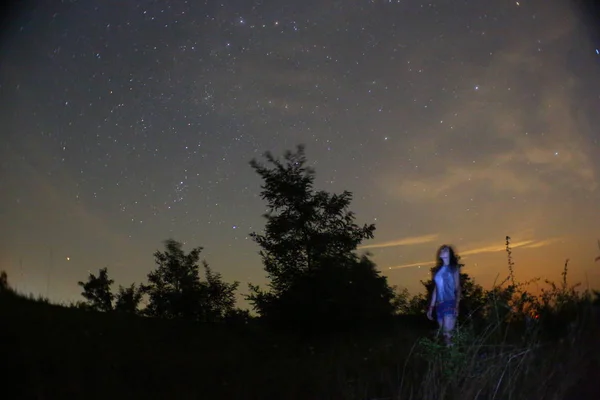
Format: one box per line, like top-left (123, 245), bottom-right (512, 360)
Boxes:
top-left (74, 145), bottom-right (404, 331)
top-left (3, 145), bottom-right (599, 335)
top-left (74, 240), bottom-right (246, 323)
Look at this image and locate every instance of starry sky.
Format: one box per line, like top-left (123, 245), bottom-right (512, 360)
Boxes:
top-left (1, 0), bottom-right (599, 307)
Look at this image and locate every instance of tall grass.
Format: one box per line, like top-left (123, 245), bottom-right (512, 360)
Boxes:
top-left (394, 236), bottom-right (600, 400)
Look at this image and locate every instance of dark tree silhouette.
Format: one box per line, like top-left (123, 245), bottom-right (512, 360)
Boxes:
top-left (394, 287), bottom-right (429, 316)
top-left (114, 283), bottom-right (144, 314)
top-left (247, 145), bottom-right (397, 330)
top-left (0, 270), bottom-right (8, 292)
top-left (459, 273), bottom-right (487, 321)
top-left (391, 287), bottom-right (412, 315)
top-left (415, 265), bottom-right (487, 323)
top-left (76, 268), bottom-right (142, 314)
top-left (78, 267), bottom-right (115, 312)
top-left (143, 239), bottom-right (240, 322)
top-left (201, 260), bottom-right (239, 322)
top-left (143, 239), bottom-right (204, 320)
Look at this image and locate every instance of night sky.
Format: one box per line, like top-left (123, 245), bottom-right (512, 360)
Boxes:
top-left (1, 0), bottom-right (599, 306)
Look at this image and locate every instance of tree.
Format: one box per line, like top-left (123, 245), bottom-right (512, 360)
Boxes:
top-left (201, 261), bottom-right (239, 322)
top-left (143, 239), bottom-right (204, 319)
top-left (397, 288), bottom-right (429, 316)
top-left (114, 283), bottom-right (144, 314)
top-left (143, 239), bottom-right (240, 322)
top-left (247, 145), bottom-right (397, 330)
top-left (414, 267), bottom-right (487, 324)
top-left (458, 272), bottom-right (487, 322)
top-left (78, 267), bottom-right (114, 312)
top-left (0, 271), bottom-right (9, 292)
top-left (77, 268), bottom-right (143, 314)
top-left (408, 249), bottom-right (486, 323)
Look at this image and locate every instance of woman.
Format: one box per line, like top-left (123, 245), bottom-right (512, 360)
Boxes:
top-left (426, 244), bottom-right (461, 346)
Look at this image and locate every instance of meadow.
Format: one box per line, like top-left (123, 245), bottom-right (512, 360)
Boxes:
top-left (2, 257), bottom-right (599, 400)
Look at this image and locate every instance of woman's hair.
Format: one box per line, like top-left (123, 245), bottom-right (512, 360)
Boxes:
top-left (431, 244), bottom-right (460, 277)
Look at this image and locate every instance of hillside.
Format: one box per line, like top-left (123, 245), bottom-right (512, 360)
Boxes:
top-left (1, 290), bottom-right (433, 399)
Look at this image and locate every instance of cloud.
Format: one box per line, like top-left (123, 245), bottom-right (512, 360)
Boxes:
top-left (390, 159), bottom-right (538, 202)
top-left (386, 238), bottom-right (562, 271)
top-left (3, 139), bottom-right (132, 247)
top-left (385, 136), bottom-right (596, 203)
top-left (519, 237), bottom-right (564, 249)
top-left (460, 239), bottom-right (536, 256)
top-left (359, 233), bottom-right (439, 250)
top-left (387, 260), bottom-right (436, 270)
top-left (375, 9), bottom-right (598, 205)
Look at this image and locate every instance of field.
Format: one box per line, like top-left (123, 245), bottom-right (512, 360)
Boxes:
top-left (2, 284), bottom-right (599, 400)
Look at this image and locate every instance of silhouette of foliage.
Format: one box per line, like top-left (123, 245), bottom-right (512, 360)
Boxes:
top-left (392, 287), bottom-right (412, 314)
top-left (143, 239), bottom-right (205, 319)
top-left (114, 283), bottom-right (144, 314)
top-left (399, 289), bottom-right (429, 316)
top-left (457, 273), bottom-right (487, 322)
top-left (412, 251), bottom-right (486, 323)
top-left (143, 239), bottom-right (239, 322)
top-left (77, 267), bottom-right (115, 312)
top-left (76, 268), bottom-right (143, 314)
top-left (223, 307), bottom-right (253, 325)
top-left (247, 145), bottom-right (397, 330)
top-left (0, 270), bottom-right (9, 292)
top-left (200, 260), bottom-right (240, 322)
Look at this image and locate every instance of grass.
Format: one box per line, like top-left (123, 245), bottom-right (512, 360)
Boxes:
top-left (1, 243), bottom-right (600, 399)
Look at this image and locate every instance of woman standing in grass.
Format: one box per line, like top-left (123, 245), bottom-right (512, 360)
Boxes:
top-left (426, 245), bottom-right (461, 346)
